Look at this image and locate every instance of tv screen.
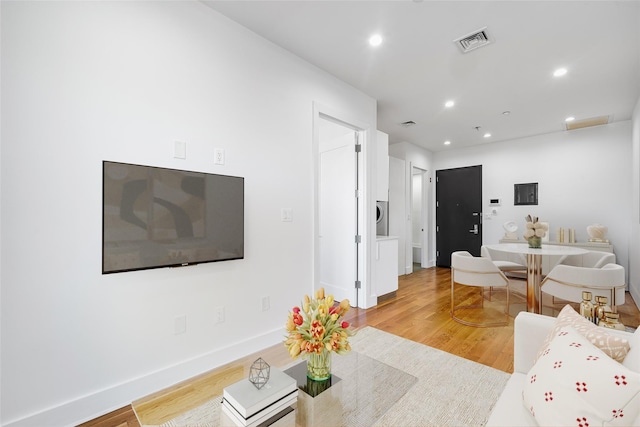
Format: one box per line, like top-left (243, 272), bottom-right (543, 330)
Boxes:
top-left (102, 161), bottom-right (244, 274)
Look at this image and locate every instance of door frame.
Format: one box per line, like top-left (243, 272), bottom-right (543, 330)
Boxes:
top-left (312, 102), bottom-right (375, 308)
top-left (411, 166), bottom-right (429, 269)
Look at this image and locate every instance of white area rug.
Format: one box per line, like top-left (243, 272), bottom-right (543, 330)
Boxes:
top-left (153, 327), bottom-right (510, 427)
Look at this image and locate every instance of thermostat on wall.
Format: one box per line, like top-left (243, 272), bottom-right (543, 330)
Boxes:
top-left (489, 198), bottom-right (501, 206)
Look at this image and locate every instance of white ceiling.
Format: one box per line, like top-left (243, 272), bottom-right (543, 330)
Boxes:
top-left (203, 1), bottom-right (640, 152)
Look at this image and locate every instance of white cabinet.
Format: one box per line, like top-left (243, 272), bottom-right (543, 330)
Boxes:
top-left (376, 130), bottom-right (389, 202)
top-left (376, 237), bottom-right (398, 296)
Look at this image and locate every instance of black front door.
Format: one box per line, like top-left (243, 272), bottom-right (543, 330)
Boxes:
top-left (436, 165), bottom-right (482, 267)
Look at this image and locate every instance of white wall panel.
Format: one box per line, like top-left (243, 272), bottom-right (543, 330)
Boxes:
top-left (0, 2), bottom-right (375, 425)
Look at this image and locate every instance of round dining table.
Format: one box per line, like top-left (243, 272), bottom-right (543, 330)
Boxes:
top-left (484, 243), bottom-right (588, 313)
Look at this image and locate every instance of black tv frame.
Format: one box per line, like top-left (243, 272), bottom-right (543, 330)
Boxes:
top-left (102, 161), bottom-right (244, 274)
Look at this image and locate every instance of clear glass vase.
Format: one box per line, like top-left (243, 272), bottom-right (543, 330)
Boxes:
top-left (527, 236), bottom-right (542, 248)
top-left (306, 349), bottom-right (331, 381)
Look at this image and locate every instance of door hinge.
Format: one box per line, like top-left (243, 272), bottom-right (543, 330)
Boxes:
top-left (355, 280), bottom-right (361, 289)
top-left (355, 144), bottom-right (362, 153)
top-left (436, 225), bottom-right (439, 232)
top-left (436, 250), bottom-right (440, 258)
top-left (436, 201), bottom-right (439, 208)
top-left (355, 235), bottom-right (361, 244)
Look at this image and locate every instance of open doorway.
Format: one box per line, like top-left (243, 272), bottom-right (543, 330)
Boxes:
top-left (316, 115), bottom-right (362, 305)
top-left (411, 166), bottom-right (427, 271)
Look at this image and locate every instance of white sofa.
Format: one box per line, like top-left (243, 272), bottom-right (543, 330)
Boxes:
top-left (487, 311), bottom-right (639, 426)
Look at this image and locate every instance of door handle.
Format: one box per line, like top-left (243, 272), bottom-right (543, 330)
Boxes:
top-left (469, 224), bottom-right (478, 234)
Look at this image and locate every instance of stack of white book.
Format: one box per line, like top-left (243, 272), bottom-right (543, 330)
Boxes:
top-left (221, 367), bottom-right (298, 427)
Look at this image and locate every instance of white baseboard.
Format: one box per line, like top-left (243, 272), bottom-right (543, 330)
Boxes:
top-left (4, 328), bottom-right (284, 427)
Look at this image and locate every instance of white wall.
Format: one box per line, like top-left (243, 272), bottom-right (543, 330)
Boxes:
top-left (630, 97), bottom-right (640, 305)
top-left (433, 121), bottom-right (633, 285)
top-left (0, 2), bottom-right (376, 426)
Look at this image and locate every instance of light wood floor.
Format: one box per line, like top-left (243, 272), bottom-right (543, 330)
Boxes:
top-left (80, 266), bottom-right (640, 427)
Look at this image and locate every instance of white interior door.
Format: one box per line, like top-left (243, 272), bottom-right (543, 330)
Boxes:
top-left (319, 121), bottom-right (358, 304)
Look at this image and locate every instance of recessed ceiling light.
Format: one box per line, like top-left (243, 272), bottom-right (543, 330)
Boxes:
top-left (444, 140), bottom-right (451, 145)
top-left (445, 100), bottom-right (455, 108)
top-left (565, 116), bottom-right (575, 122)
top-left (369, 34), bottom-right (383, 47)
top-left (502, 111), bottom-right (511, 115)
top-left (553, 67), bottom-right (568, 77)
top-left (483, 133), bottom-right (491, 138)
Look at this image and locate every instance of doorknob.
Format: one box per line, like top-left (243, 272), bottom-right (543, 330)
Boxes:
top-left (469, 224), bottom-right (478, 234)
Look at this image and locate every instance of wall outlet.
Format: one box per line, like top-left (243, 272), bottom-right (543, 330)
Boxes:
top-left (214, 148), bottom-right (225, 165)
top-left (262, 296), bottom-right (270, 312)
top-left (214, 306), bottom-right (225, 324)
top-left (174, 315), bottom-right (187, 335)
top-left (281, 208), bottom-right (293, 222)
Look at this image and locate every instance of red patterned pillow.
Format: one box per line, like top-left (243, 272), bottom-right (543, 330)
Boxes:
top-left (523, 326), bottom-right (640, 426)
top-left (535, 304), bottom-right (630, 363)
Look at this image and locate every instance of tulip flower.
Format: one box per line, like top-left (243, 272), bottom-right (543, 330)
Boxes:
top-left (288, 342), bottom-right (301, 358)
top-left (283, 291), bottom-right (353, 360)
top-left (286, 317), bottom-right (296, 331)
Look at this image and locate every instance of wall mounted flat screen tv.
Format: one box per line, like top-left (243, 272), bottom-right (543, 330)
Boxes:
top-left (103, 161), bottom-right (244, 274)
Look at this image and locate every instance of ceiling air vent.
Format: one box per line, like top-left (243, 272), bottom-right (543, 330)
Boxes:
top-left (565, 115), bottom-right (610, 131)
top-left (454, 27), bottom-right (492, 53)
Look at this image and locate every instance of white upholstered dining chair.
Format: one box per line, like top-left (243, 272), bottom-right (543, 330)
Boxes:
top-left (450, 251), bottom-right (511, 327)
top-left (540, 263), bottom-right (625, 312)
top-left (559, 250), bottom-right (616, 268)
top-left (481, 245), bottom-right (527, 273)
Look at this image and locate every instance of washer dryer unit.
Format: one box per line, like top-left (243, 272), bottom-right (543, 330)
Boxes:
top-left (376, 201), bottom-right (389, 236)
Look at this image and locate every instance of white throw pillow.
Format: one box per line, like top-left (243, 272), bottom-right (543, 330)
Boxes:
top-left (523, 326), bottom-right (640, 426)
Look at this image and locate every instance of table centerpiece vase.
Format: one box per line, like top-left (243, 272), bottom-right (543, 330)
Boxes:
top-left (527, 236), bottom-right (542, 248)
top-left (523, 215), bottom-right (546, 248)
top-left (306, 348), bottom-right (331, 381)
top-left (284, 287), bottom-right (354, 390)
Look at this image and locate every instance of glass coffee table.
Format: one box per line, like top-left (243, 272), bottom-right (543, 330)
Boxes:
top-left (221, 351), bottom-right (417, 427)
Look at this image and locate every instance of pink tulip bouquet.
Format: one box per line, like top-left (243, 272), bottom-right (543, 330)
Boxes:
top-left (284, 288), bottom-right (354, 359)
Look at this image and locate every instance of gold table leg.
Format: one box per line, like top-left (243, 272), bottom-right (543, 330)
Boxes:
top-left (526, 253), bottom-right (542, 313)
